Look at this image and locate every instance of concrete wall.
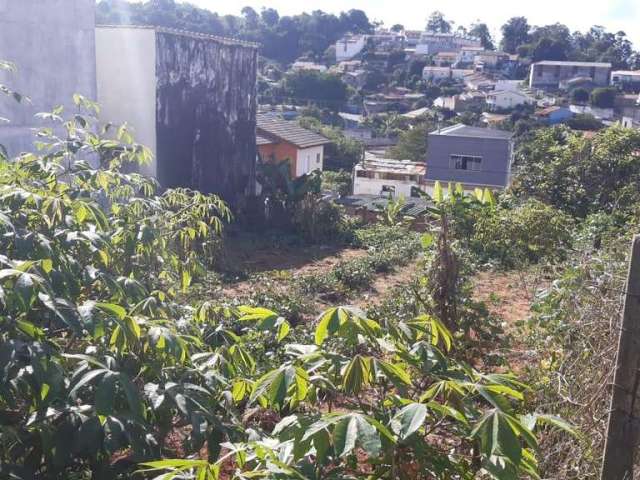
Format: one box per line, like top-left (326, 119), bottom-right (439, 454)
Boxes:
top-left (426, 134), bottom-right (512, 188)
top-left (95, 27), bottom-right (157, 177)
top-left (295, 145), bottom-right (323, 177)
top-left (529, 63), bottom-right (611, 88)
top-left (353, 176), bottom-right (424, 197)
top-left (0, 0), bottom-right (96, 156)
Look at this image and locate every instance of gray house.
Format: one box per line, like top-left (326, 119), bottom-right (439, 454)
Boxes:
top-left (426, 124), bottom-right (514, 190)
top-left (529, 61), bottom-right (611, 89)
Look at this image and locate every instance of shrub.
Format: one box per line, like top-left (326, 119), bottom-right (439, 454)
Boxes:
top-left (333, 257), bottom-right (375, 290)
top-left (590, 87), bottom-right (617, 108)
top-left (472, 199), bottom-right (574, 267)
top-left (570, 87), bottom-right (590, 104)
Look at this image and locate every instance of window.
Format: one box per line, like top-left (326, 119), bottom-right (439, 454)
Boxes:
top-left (450, 154), bottom-right (482, 171)
top-left (316, 153), bottom-right (321, 164)
top-left (381, 185), bottom-right (396, 196)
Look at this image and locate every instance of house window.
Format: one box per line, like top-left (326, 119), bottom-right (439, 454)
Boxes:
top-left (381, 185), bottom-right (396, 196)
top-left (316, 152), bottom-right (321, 163)
top-left (450, 154), bottom-right (482, 171)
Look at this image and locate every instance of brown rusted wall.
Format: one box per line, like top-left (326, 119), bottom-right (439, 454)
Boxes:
top-left (155, 32), bottom-right (258, 206)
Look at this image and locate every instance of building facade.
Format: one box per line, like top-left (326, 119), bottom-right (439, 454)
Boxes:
top-left (0, 0), bottom-right (97, 156)
top-left (96, 26), bottom-right (258, 204)
top-left (415, 32), bottom-right (481, 55)
top-left (426, 124), bottom-right (514, 189)
top-left (529, 61), bottom-right (611, 89)
top-left (353, 155), bottom-right (427, 197)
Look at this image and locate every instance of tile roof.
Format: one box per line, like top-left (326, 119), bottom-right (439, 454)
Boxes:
top-left (257, 115), bottom-right (331, 149)
top-left (430, 123), bottom-right (513, 140)
top-left (256, 133), bottom-right (275, 146)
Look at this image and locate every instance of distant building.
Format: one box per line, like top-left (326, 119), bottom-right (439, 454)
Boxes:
top-left (342, 69), bottom-right (367, 89)
top-left (256, 115), bottom-right (330, 178)
top-left (0, 0), bottom-right (97, 156)
top-left (415, 31), bottom-right (482, 55)
top-left (353, 154), bottom-right (427, 197)
top-left (473, 51), bottom-right (510, 68)
top-left (485, 90), bottom-right (535, 110)
top-left (96, 25), bottom-right (258, 204)
top-left (534, 106), bottom-right (574, 125)
top-left (423, 66), bottom-right (452, 82)
top-left (611, 70), bottom-right (640, 89)
top-left (434, 91), bottom-right (485, 112)
top-left (529, 61), bottom-right (612, 89)
top-left (457, 46), bottom-right (485, 64)
top-left (426, 124), bottom-right (514, 190)
top-left (336, 35), bottom-right (368, 62)
top-left (291, 61), bottom-right (327, 73)
top-left (434, 51), bottom-right (459, 66)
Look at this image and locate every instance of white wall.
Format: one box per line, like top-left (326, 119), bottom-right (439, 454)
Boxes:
top-left (0, 0), bottom-right (96, 156)
top-left (95, 27), bottom-right (157, 177)
top-left (353, 176), bottom-right (424, 197)
top-left (336, 36), bottom-right (367, 62)
top-left (296, 145), bottom-right (324, 177)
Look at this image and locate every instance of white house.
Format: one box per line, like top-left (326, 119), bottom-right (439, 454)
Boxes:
top-left (423, 66), bottom-right (451, 82)
top-left (336, 34), bottom-right (368, 62)
top-left (415, 31), bottom-right (482, 55)
top-left (292, 61), bottom-right (327, 73)
top-left (485, 90), bottom-right (535, 110)
top-left (611, 70), bottom-right (640, 87)
top-left (457, 46), bottom-right (485, 64)
top-left (353, 154), bottom-right (427, 198)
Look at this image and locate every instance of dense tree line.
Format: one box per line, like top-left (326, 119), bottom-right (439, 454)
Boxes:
top-left (96, 0), bottom-right (373, 64)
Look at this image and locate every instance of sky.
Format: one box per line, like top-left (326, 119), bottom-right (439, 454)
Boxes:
top-left (184, 0), bottom-right (640, 49)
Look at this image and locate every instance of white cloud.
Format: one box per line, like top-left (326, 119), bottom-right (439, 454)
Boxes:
top-left (185, 0), bottom-right (640, 48)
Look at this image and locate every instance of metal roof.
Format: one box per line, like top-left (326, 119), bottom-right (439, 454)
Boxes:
top-left (257, 115), bottom-right (331, 149)
top-left (429, 123), bottom-right (513, 140)
top-left (356, 155), bottom-right (426, 176)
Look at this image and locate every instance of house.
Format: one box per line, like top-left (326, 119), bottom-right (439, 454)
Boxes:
top-left (611, 70), bottom-right (640, 90)
top-left (534, 106), bottom-right (574, 125)
top-left (464, 72), bottom-right (498, 91)
top-left (621, 116), bottom-right (640, 130)
top-left (529, 61), bottom-right (612, 89)
top-left (292, 61), bottom-right (327, 73)
top-left (353, 154), bottom-right (427, 197)
top-left (473, 51), bottom-right (510, 68)
top-left (434, 51), bottom-right (458, 66)
top-left (256, 115), bottom-right (330, 178)
top-left (0, 0), bottom-right (97, 157)
top-left (434, 91), bottom-right (485, 112)
top-left (338, 112), bottom-right (373, 141)
top-left (336, 34), bottom-right (368, 61)
top-left (343, 69), bottom-right (367, 89)
top-left (481, 112), bottom-right (510, 127)
top-left (423, 66), bottom-right (452, 82)
top-left (457, 46), bottom-right (485, 64)
top-left (402, 107), bottom-right (431, 120)
top-left (451, 68), bottom-right (475, 81)
top-left (96, 25), bottom-right (258, 204)
top-left (426, 124), bottom-right (514, 190)
top-left (485, 90), bottom-right (535, 110)
top-left (415, 31), bottom-right (482, 55)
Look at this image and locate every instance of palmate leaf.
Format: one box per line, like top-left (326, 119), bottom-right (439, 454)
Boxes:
top-left (315, 306), bottom-right (381, 346)
top-left (342, 355), bottom-right (372, 394)
top-left (389, 403), bottom-right (427, 440)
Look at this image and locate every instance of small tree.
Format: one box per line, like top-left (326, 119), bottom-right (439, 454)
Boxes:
top-left (590, 87), bottom-right (617, 108)
top-left (571, 87), bottom-right (590, 104)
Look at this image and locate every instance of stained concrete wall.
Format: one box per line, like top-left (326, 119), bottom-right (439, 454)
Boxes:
top-left (0, 0), bottom-right (96, 156)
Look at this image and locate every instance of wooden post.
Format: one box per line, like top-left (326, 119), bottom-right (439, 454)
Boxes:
top-left (601, 235), bottom-right (640, 480)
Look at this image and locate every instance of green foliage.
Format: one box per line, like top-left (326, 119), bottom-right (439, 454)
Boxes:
top-left (281, 71), bottom-right (348, 109)
top-left (513, 125), bottom-right (640, 217)
top-left (570, 87), bottom-right (590, 104)
top-left (96, 1), bottom-right (373, 65)
top-left (589, 87), bottom-right (618, 108)
top-left (472, 199), bottom-right (574, 267)
top-left (387, 121), bottom-right (433, 162)
top-left (321, 170), bottom-right (352, 196)
top-left (565, 113), bottom-right (604, 131)
top-left (299, 116), bottom-right (364, 170)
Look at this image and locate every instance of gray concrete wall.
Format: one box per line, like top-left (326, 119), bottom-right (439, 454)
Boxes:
top-left (0, 0), bottom-right (96, 156)
top-left (426, 135), bottom-right (512, 188)
top-left (529, 64), bottom-right (611, 88)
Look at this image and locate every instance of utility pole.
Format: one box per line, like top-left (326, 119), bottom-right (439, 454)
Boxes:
top-left (601, 235), bottom-right (640, 480)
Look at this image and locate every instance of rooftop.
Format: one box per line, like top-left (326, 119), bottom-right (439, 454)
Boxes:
top-left (257, 115), bottom-right (331, 149)
top-left (356, 154), bottom-right (426, 176)
top-left (534, 60), bottom-right (612, 68)
top-left (430, 123), bottom-right (513, 140)
top-left (336, 194), bottom-right (432, 217)
top-left (96, 24), bottom-right (259, 48)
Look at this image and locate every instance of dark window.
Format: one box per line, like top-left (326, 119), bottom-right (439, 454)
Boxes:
top-left (450, 154), bottom-right (482, 171)
top-left (381, 185), bottom-right (396, 195)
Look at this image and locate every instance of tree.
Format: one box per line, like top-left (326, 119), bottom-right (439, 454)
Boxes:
top-left (426, 11), bottom-right (451, 33)
top-left (532, 37), bottom-right (568, 61)
top-left (469, 22), bottom-right (494, 50)
top-left (571, 87), bottom-right (590, 104)
top-left (282, 70), bottom-right (348, 109)
top-left (241, 6), bottom-right (259, 30)
top-left (390, 23), bottom-right (404, 32)
top-left (500, 16), bottom-right (530, 54)
top-left (387, 121), bottom-right (433, 162)
top-left (260, 7), bottom-right (279, 27)
top-left (590, 87), bottom-right (617, 108)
